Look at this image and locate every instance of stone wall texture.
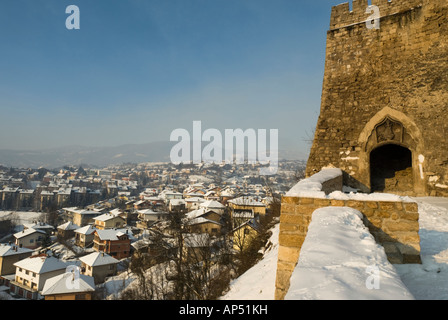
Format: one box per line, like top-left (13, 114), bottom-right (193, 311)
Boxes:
top-left (275, 195), bottom-right (421, 300)
top-left (306, 0), bottom-right (448, 196)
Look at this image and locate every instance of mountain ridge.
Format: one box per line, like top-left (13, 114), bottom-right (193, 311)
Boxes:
top-left (0, 141), bottom-right (306, 169)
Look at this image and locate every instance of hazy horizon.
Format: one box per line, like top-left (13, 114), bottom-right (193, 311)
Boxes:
top-left (0, 0), bottom-right (344, 157)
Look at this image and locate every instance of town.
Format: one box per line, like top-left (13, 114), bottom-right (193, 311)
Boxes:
top-left (0, 159), bottom-right (305, 300)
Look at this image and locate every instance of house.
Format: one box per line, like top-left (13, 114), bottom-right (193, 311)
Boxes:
top-left (136, 209), bottom-right (169, 229)
top-left (187, 217), bottom-right (223, 236)
top-left (186, 208), bottom-right (222, 224)
top-left (63, 207), bottom-right (103, 227)
top-left (74, 225), bottom-right (96, 248)
top-left (231, 218), bottom-right (261, 252)
top-left (14, 228), bottom-right (48, 249)
top-left (131, 231), bottom-right (173, 264)
top-left (133, 199), bottom-right (151, 210)
top-left (41, 271), bottom-right (95, 300)
top-left (93, 213), bottom-right (126, 230)
top-left (203, 190), bottom-right (220, 201)
top-left (10, 254), bottom-right (67, 300)
top-left (220, 188), bottom-right (235, 204)
top-left (79, 252), bottom-right (119, 284)
top-left (182, 233), bottom-right (211, 262)
top-left (184, 197), bottom-right (205, 210)
top-left (57, 221), bottom-right (80, 239)
top-left (0, 244), bottom-right (33, 287)
top-left (228, 196), bottom-right (267, 217)
top-left (168, 198), bottom-right (186, 212)
top-left (231, 208), bottom-right (256, 228)
top-left (199, 200), bottom-right (226, 215)
top-left (23, 222), bottom-right (55, 235)
top-left (93, 229), bottom-right (132, 260)
top-left (161, 190), bottom-right (183, 204)
top-left (186, 204), bottom-right (225, 238)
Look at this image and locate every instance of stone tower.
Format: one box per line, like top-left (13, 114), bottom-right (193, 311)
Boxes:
top-left (306, 0), bottom-right (448, 196)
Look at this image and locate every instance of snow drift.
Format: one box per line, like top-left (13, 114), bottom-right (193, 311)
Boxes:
top-left (286, 207), bottom-right (413, 300)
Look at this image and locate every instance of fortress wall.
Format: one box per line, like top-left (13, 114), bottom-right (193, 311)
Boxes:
top-left (306, 0), bottom-right (448, 196)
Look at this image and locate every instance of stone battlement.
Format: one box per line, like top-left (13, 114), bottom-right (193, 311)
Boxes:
top-left (308, 0), bottom-right (448, 196)
top-left (330, 0), bottom-right (423, 29)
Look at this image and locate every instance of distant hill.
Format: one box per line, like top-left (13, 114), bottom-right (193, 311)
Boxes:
top-left (0, 141), bottom-right (306, 169)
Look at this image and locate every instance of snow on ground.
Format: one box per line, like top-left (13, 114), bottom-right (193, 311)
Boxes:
top-left (0, 211), bottom-right (43, 228)
top-left (221, 223), bottom-right (279, 300)
top-left (395, 197), bottom-right (448, 300)
top-left (222, 197), bottom-right (448, 300)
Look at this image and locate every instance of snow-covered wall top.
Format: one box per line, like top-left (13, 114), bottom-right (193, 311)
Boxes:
top-left (286, 168), bottom-right (415, 203)
top-left (286, 168), bottom-right (343, 197)
top-left (285, 207), bottom-right (414, 300)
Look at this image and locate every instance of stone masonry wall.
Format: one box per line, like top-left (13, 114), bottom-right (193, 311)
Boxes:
top-left (306, 0), bottom-right (448, 196)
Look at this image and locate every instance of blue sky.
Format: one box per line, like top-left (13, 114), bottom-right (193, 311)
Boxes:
top-left (0, 0), bottom-right (345, 159)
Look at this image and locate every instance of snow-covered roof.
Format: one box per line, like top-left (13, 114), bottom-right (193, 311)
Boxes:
top-left (188, 217), bottom-right (222, 226)
top-left (199, 200), bottom-right (225, 209)
top-left (24, 222), bottom-right (54, 230)
top-left (14, 228), bottom-right (46, 239)
top-left (74, 225), bottom-right (96, 235)
top-left (228, 197), bottom-right (266, 207)
top-left (137, 208), bottom-right (160, 215)
top-left (95, 213), bottom-right (124, 222)
top-left (232, 218), bottom-right (261, 233)
top-left (185, 208), bottom-right (206, 220)
top-left (14, 255), bottom-right (67, 274)
top-left (57, 221), bottom-right (80, 231)
top-left (0, 244), bottom-right (33, 257)
top-left (41, 272), bottom-right (95, 296)
top-left (94, 228), bottom-right (134, 241)
top-left (79, 252), bottom-right (119, 267)
top-left (184, 197), bottom-right (205, 203)
top-left (169, 199), bottom-right (186, 206)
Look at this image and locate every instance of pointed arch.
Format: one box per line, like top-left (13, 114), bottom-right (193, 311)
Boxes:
top-left (356, 107), bottom-right (426, 195)
top-left (358, 107), bottom-right (424, 154)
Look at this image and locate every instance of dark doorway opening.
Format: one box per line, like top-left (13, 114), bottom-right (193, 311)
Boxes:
top-left (370, 144), bottom-right (413, 193)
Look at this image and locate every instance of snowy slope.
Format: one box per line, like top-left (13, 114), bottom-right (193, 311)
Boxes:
top-left (221, 224), bottom-right (279, 300)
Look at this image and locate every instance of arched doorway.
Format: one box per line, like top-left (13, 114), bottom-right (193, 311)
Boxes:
top-left (370, 144), bottom-right (413, 193)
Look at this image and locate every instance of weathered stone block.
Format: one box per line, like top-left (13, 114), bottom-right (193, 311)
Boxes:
top-left (383, 219), bottom-right (420, 232)
top-left (278, 234), bottom-right (305, 248)
top-left (330, 199), bottom-right (345, 206)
